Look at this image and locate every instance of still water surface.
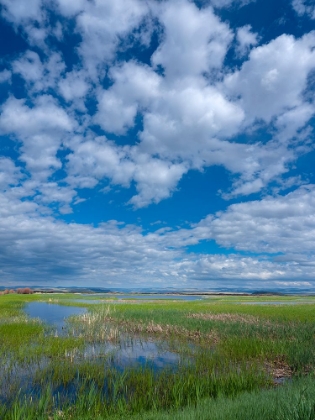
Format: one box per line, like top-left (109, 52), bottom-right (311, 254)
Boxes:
top-left (25, 302), bottom-right (87, 333)
top-left (81, 294), bottom-right (204, 301)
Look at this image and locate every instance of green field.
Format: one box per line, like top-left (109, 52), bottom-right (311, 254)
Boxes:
top-left (1, 293), bottom-right (315, 419)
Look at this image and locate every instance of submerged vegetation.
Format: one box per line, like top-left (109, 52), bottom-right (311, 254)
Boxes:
top-left (0, 293), bottom-right (315, 419)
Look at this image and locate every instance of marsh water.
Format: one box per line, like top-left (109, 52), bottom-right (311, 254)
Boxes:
top-left (24, 302), bottom-right (183, 370)
top-left (25, 302), bottom-right (87, 333)
top-left (78, 294), bottom-right (205, 301)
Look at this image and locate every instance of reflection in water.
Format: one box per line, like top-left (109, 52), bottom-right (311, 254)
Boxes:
top-left (82, 338), bottom-right (181, 371)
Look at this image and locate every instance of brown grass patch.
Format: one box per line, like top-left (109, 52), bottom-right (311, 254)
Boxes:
top-left (106, 318), bottom-right (219, 343)
top-left (188, 312), bottom-right (260, 325)
top-left (264, 355), bottom-right (292, 382)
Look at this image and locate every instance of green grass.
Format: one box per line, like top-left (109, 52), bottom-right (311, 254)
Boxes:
top-left (1, 375), bottom-right (315, 420)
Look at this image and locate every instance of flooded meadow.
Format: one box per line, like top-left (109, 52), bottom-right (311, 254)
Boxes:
top-left (1, 293), bottom-right (315, 419)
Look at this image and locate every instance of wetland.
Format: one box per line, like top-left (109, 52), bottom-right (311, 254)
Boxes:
top-left (1, 293), bottom-right (315, 419)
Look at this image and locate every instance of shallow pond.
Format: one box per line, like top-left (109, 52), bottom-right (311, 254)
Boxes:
top-left (25, 302), bottom-right (87, 333)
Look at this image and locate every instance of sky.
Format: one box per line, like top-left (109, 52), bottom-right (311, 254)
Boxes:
top-left (0, 0), bottom-right (315, 291)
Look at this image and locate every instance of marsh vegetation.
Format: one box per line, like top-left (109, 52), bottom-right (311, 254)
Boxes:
top-left (1, 293), bottom-right (315, 419)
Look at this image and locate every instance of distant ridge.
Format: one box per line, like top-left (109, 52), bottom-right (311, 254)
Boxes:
top-left (0, 285), bottom-right (314, 296)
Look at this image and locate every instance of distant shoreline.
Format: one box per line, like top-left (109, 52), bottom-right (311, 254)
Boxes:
top-left (1, 286), bottom-right (314, 297)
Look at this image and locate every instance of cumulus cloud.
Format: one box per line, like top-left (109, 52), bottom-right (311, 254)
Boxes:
top-left (2, 1), bottom-right (314, 208)
top-left (0, 158), bottom-right (23, 190)
top-left (151, 0), bottom-right (233, 79)
top-left (75, 0), bottom-right (149, 77)
top-left (66, 137), bottom-right (134, 188)
top-left (194, 185), bottom-right (315, 255)
top-left (53, 0), bottom-right (88, 16)
top-left (0, 95), bottom-right (74, 181)
top-left (66, 136), bottom-right (188, 208)
top-left (95, 61), bottom-right (160, 134)
top-left (224, 33), bottom-right (315, 124)
top-left (0, 184), bottom-right (315, 287)
top-left (130, 157), bottom-right (188, 207)
top-left (236, 25), bottom-right (259, 56)
top-left (0, 0), bottom-right (315, 289)
top-left (1, 0), bottom-right (43, 24)
top-left (12, 51), bottom-right (65, 94)
top-left (58, 70), bottom-right (90, 102)
top-left (292, 0), bottom-right (315, 19)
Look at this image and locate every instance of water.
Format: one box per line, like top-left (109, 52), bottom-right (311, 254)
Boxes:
top-left (61, 294), bottom-right (205, 305)
top-left (66, 297), bottom-right (203, 304)
top-left (79, 293), bottom-right (204, 301)
top-left (25, 302), bottom-right (87, 333)
top-left (83, 338), bottom-right (182, 371)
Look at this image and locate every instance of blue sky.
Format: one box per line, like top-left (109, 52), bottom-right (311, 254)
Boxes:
top-left (0, 0), bottom-right (315, 291)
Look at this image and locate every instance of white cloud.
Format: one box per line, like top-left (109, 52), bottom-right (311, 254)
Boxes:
top-left (58, 70), bottom-right (90, 102)
top-left (75, 0), bottom-right (149, 77)
top-left (12, 51), bottom-right (44, 83)
top-left (0, 96), bottom-right (74, 180)
top-left (66, 137), bottom-right (188, 208)
top-left (275, 103), bottom-right (315, 144)
top-left (0, 0), bottom-right (314, 217)
top-left (139, 81), bottom-right (245, 164)
top-left (0, 158), bottom-right (23, 190)
top-left (1, 0), bottom-right (43, 24)
top-left (54, 0), bottom-right (88, 16)
top-left (89, 14), bottom-right (315, 205)
top-left (12, 51), bottom-right (65, 93)
top-left (0, 70), bottom-right (11, 83)
top-left (209, 0), bottom-right (256, 9)
top-left (96, 91), bottom-right (138, 135)
top-left (130, 156), bottom-right (188, 208)
top-left (224, 33), bottom-right (315, 124)
top-left (0, 185), bottom-right (315, 287)
top-left (95, 61), bottom-right (160, 134)
top-left (292, 0), bottom-right (315, 19)
top-left (0, 0), bottom-right (50, 47)
top-left (151, 0), bottom-right (232, 79)
top-left (236, 25), bottom-right (259, 56)
top-left (195, 185), bottom-right (315, 254)
top-left (66, 136), bottom-right (134, 189)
